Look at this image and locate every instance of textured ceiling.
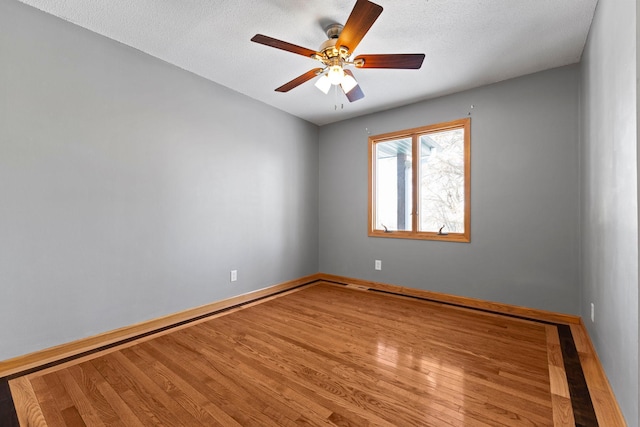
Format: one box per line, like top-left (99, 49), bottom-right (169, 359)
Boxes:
top-left (18, 0), bottom-right (597, 126)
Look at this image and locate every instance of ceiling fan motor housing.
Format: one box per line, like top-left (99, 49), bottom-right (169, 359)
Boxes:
top-left (324, 23), bottom-right (343, 39)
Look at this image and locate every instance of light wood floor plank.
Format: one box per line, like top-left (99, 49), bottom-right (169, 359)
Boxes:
top-left (8, 376), bottom-right (48, 427)
top-left (8, 282), bottom-right (625, 426)
top-left (217, 307), bottom-right (544, 426)
top-left (244, 289), bottom-right (553, 420)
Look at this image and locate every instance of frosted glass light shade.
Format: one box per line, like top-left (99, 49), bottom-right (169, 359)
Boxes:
top-left (327, 65), bottom-right (344, 85)
top-left (314, 75), bottom-right (331, 94)
top-left (341, 73), bottom-right (358, 93)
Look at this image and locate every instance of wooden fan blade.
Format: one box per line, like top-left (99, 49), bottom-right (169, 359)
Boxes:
top-left (275, 68), bottom-right (323, 92)
top-left (251, 34), bottom-right (319, 58)
top-left (354, 54), bottom-right (425, 69)
top-left (343, 69), bottom-right (364, 102)
top-left (336, 0), bottom-right (383, 53)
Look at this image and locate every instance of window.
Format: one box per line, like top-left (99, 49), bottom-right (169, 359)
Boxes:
top-left (368, 118), bottom-right (470, 242)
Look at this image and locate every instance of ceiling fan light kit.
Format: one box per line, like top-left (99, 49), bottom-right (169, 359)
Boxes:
top-left (327, 65), bottom-right (345, 85)
top-left (314, 74), bottom-right (332, 94)
top-left (250, 0), bottom-right (425, 103)
top-left (340, 72), bottom-right (358, 93)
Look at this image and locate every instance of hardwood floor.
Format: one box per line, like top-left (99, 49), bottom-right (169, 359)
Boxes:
top-left (5, 281), bottom-right (626, 426)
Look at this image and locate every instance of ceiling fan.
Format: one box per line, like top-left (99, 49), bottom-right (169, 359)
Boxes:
top-left (251, 0), bottom-right (425, 102)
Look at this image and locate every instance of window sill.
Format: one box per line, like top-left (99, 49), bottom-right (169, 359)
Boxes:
top-left (368, 230), bottom-right (470, 243)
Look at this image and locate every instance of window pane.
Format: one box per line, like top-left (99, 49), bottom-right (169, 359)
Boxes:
top-left (419, 128), bottom-right (465, 233)
top-left (375, 138), bottom-right (412, 231)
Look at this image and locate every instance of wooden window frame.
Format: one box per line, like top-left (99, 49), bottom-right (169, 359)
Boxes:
top-left (368, 118), bottom-right (471, 242)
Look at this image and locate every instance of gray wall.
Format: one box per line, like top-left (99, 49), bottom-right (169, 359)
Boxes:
top-left (580, 0), bottom-right (639, 424)
top-left (319, 65), bottom-right (580, 314)
top-left (0, 0), bottom-right (319, 361)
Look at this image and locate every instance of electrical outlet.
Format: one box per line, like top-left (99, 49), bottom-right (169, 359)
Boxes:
top-left (231, 270), bottom-right (238, 282)
top-left (375, 260), bottom-right (382, 271)
top-left (590, 302), bottom-right (595, 322)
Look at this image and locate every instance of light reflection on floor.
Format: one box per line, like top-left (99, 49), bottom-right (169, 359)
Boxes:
top-left (375, 337), bottom-right (468, 425)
